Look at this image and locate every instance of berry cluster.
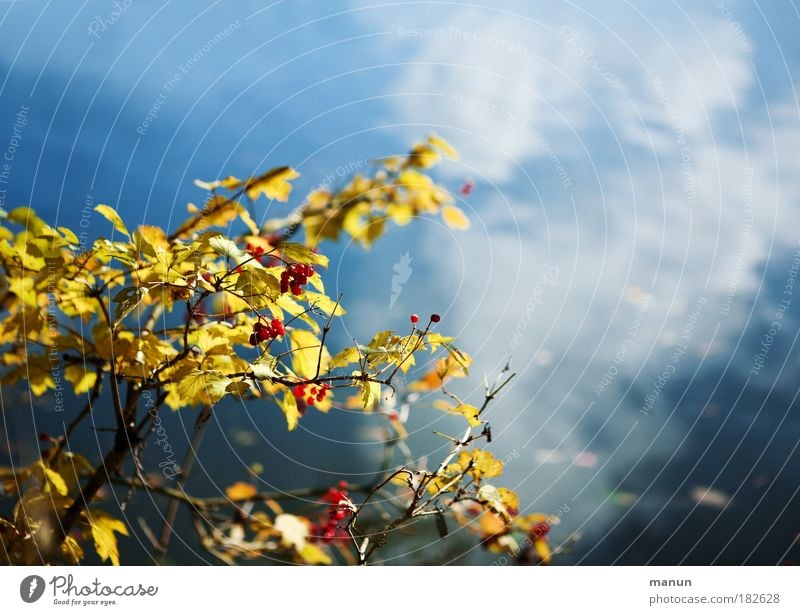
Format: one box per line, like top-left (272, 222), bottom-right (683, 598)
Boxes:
top-left (311, 481), bottom-right (351, 544)
top-left (245, 242), bottom-right (267, 261)
top-left (249, 318), bottom-right (285, 345)
top-left (292, 382), bottom-right (330, 406)
top-left (280, 263), bottom-right (314, 296)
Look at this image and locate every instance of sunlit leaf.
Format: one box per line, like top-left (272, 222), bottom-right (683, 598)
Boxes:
top-left (245, 167), bottom-right (299, 202)
top-left (84, 509), bottom-right (128, 566)
top-left (441, 205), bottom-right (470, 230)
top-left (226, 481), bottom-right (257, 501)
top-left (94, 204), bottom-right (130, 237)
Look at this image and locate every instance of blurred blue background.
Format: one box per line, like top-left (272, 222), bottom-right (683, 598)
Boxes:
top-left (1, 0), bottom-right (800, 564)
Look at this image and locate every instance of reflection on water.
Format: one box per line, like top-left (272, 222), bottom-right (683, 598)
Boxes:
top-left (1, 0), bottom-right (800, 564)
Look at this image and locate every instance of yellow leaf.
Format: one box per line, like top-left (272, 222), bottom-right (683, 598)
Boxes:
top-left (193, 176), bottom-right (242, 191)
top-left (355, 374), bottom-right (380, 411)
top-left (304, 291), bottom-right (345, 316)
top-left (278, 390), bottom-right (301, 431)
top-left (226, 481), bottom-right (257, 501)
top-left (409, 355), bottom-right (471, 392)
top-left (94, 204), bottom-right (130, 237)
top-left (61, 536), bottom-right (84, 564)
top-left (274, 513), bottom-right (308, 549)
top-left (289, 329), bottom-right (329, 379)
top-left (459, 449), bottom-right (503, 480)
top-left (442, 403), bottom-right (481, 427)
top-left (43, 467), bottom-right (68, 496)
top-left (407, 143), bottom-right (440, 168)
top-left (58, 226), bottom-right (80, 245)
top-left (329, 346), bottom-right (360, 369)
top-left (245, 167), bottom-right (300, 202)
top-left (64, 365), bottom-right (98, 396)
top-left (85, 509), bottom-right (128, 566)
top-left (442, 205), bottom-right (470, 230)
top-left (280, 242), bottom-right (329, 267)
top-left (7, 206), bottom-right (49, 234)
top-left (535, 538), bottom-right (553, 564)
top-left (299, 543), bottom-right (332, 565)
top-left (428, 133), bottom-right (459, 159)
top-left (479, 511), bottom-right (508, 536)
top-left (172, 368), bottom-right (232, 407)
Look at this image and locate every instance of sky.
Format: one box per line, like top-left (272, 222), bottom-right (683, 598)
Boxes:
top-left (1, 0), bottom-right (799, 564)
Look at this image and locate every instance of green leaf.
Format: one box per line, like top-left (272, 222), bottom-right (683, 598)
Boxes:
top-left (113, 286), bottom-right (147, 322)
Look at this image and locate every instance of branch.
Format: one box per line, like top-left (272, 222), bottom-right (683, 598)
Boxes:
top-left (155, 404), bottom-right (213, 559)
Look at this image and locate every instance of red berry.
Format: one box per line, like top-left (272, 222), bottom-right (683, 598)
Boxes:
top-left (306, 397), bottom-right (315, 406)
top-left (410, 314), bottom-right (419, 324)
top-left (249, 333), bottom-right (257, 346)
top-left (280, 281), bottom-right (289, 294)
top-left (337, 479), bottom-right (348, 489)
top-left (38, 432), bottom-right (49, 442)
top-left (430, 313), bottom-right (441, 323)
top-left (290, 284), bottom-right (302, 296)
top-left (333, 509), bottom-right (347, 520)
top-left (293, 385), bottom-right (306, 398)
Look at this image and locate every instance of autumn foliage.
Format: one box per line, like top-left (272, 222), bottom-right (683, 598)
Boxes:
top-left (0, 136), bottom-right (557, 565)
